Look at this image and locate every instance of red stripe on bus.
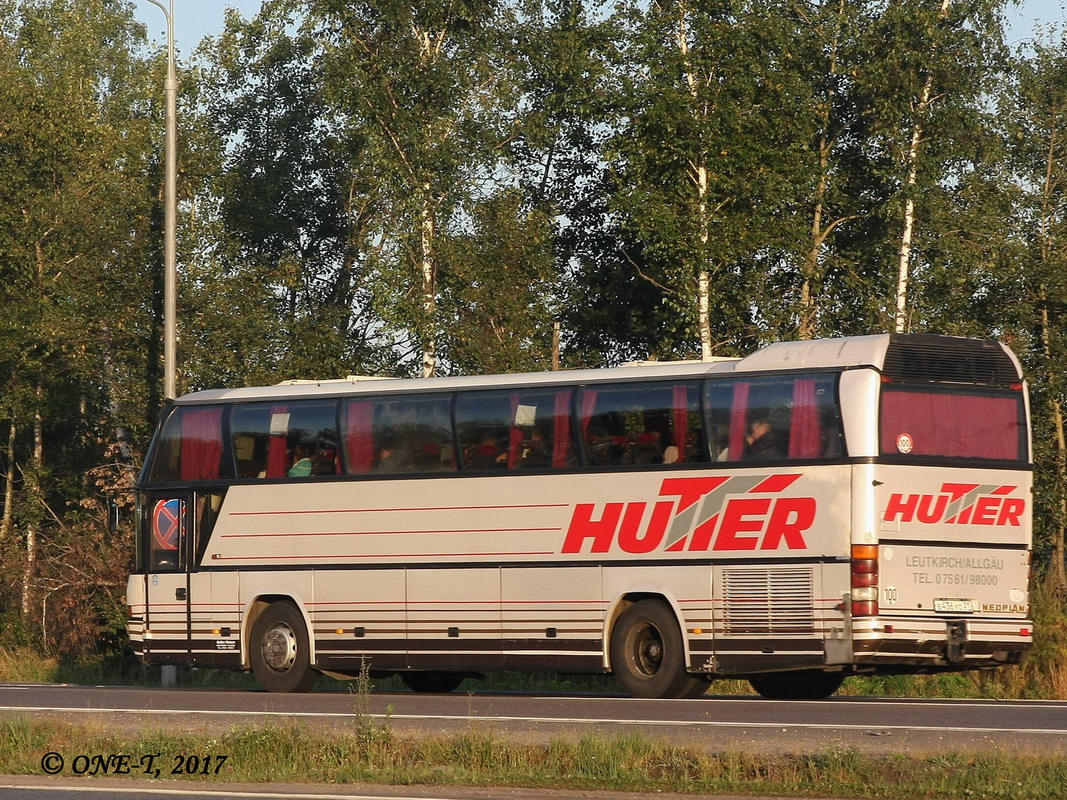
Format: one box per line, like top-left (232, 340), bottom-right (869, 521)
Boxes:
top-left (209, 551), bottom-right (557, 560)
top-left (220, 527), bottom-right (561, 538)
top-left (227, 504), bottom-right (570, 516)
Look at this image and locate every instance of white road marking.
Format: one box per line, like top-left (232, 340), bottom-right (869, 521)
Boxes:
top-left (0, 705), bottom-right (1065, 736)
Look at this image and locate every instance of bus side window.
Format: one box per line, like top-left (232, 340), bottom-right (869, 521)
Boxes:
top-left (230, 404), bottom-right (278, 478)
top-left (456, 394), bottom-right (508, 470)
top-left (579, 383), bottom-right (706, 468)
top-left (705, 375), bottom-right (842, 463)
top-left (285, 401), bottom-right (340, 477)
top-left (146, 406), bottom-right (228, 483)
top-left (457, 389), bottom-right (576, 471)
top-left (363, 395), bottom-right (454, 475)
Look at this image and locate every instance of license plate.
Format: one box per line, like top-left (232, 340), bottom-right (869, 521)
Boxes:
top-left (934, 598), bottom-right (974, 613)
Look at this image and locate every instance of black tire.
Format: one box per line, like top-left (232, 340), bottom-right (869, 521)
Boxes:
top-left (250, 602), bottom-right (319, 693)
top-left (400, 671), bottom-right (465, 693)
top-left (749, 671), bottom-right (844, 700)
top-left (610, 599), bottom-right (706, 699)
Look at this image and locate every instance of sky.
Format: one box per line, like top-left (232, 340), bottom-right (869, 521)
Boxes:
top-left (132, 0), bottom-right (262, 56)
top-left (1006, 0), bottom-right (1067, 45)
top-left (133, 0), bottom-right (1067, 55)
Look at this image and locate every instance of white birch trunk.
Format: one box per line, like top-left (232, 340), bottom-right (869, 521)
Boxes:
top-left (420, 194), bottom-right (437, 378)
top-left (1, 422), bottom-right (13, 543)
top-left (800, 0), bottom-right (847, 340)
top-left (893, 0), bottom-right (951, 333)
top-left (21, 389), bottom-right (43, 619)
top-left (696, 163), bottom-right (713, 361)
top-left (677, 3), bottom-right (714, 360)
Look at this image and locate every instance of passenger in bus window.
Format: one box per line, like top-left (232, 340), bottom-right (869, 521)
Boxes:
top-left (375, 437), bottom-right (408, 473)
top-left (312, 447), bottom-right (337, 476)
top-left (519, 428), bottom-right (550, 468)
top-left (662, 436), bottom-right (679, 464)
top-left (745, 419), bottom-right (785, 460)
top-left (467, 432), bottom-right (505, 469)
top-left (287, 443), bottom-right (313, 477)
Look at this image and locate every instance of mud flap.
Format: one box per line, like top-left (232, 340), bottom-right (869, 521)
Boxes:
top-left (824, 592), bottom-right (853, 666)
top-left (946, 620), bottom-right (968, 664)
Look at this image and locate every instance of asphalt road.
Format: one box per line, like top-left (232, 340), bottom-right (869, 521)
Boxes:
top-left (0, 682), bottom-right (1064, 755)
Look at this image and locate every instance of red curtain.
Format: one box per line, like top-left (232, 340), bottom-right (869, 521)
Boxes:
top-left (672, 384), bottom-right (689, 463)
top-left (344, 401), bottom-right (375, 474)
top-left (727, 382), bottom-right (750, 460)
top-left (508, 393), bottom-right (524, 469)
top-left (552, 390), bottom-right (572, 468)
top-left (180, 407), bottom-right (223, 481)
top-left (266, 405), bottom-right (290, 478)
top-left (579, 389), bottom-right (597, 435)
top-left (788, 379), bottom-right (821, 458)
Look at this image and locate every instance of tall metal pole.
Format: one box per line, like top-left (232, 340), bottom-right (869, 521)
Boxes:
top-left (147, 0), bottom-right (178, 400)
top-left (145, 0), bottom-right (179, 692)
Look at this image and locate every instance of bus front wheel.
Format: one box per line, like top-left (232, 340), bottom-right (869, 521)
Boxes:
top-left (610, 599), bottom-right (706, 699)
top-left (749, 671), bottom-right (844, 700)
top-left (250, 602), bottom-right (319, 693)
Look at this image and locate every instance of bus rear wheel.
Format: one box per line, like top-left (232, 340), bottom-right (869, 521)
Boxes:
top-left (749, 671), bottom-right (844, 700)
top-left (610, 599), bottom-right (706, 699)
top-left (250, 602), bottom-right (319, 693)
top-left (401, 671), bottom-right (465, 693)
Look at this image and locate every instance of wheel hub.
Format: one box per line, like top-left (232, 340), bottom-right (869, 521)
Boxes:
top-left (262, 622), bottom-right (297, 672)
top-left (634, 625), bottom-right (664, 676)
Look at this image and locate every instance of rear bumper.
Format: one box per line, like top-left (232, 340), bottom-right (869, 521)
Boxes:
top-left (850, 615), bottom-right (1032, 669)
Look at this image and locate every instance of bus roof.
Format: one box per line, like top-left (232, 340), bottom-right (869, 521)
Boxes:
top-left (169, 333), bottom-right (1020, 405)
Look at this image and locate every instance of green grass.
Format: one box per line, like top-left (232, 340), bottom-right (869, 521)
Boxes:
top-left (1, 717), bottom-right (1065, 799)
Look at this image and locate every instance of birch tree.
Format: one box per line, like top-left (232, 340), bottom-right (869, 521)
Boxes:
top-left (860, 0), bottom-right (1006, 331)
top-left (311, 0), bottom-right (505, 376)
top-left (192, 1), bottom-right (384, 386)
top-left (609, 0), bottom-right (812, 358)
top-left (1008, 39), bottom-right (1067, 592)
top-left (790, 0), bottom-right (877, 339)
top-left (0, 0), bottom-right (158, 623)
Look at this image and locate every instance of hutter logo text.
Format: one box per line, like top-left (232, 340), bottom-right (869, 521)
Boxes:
top-left (561, 474), bottom-right (815, 554)
top-left (882, 483), bottom-right (1025, 526)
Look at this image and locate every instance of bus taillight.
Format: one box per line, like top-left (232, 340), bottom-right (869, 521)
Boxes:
top-left (851, 544), bottom-right (879, 616)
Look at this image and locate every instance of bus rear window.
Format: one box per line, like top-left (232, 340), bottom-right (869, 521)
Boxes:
top-left (880, 388), bottom-right (1026, 461)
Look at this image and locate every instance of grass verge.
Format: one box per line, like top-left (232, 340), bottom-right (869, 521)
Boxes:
top-left (0, 717), bottom-right (1065, 799)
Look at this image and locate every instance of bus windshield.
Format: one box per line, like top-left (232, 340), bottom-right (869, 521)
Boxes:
top-left (879, 386), bottom-right (1027, 462)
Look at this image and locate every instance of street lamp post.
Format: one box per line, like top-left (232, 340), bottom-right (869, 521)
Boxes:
top-left (145, 0), bottom-right (177, 401)
top-left (145, 0), bottom-right (178, 691)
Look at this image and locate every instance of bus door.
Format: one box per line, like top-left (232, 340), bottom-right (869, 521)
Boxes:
top-left (142, 492), bottom-right (193, 664)
top-left (142, 489), bottom-right (229, 665)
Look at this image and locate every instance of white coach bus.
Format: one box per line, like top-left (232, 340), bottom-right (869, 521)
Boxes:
top-left (126, 334), bottom-right (1033, 699)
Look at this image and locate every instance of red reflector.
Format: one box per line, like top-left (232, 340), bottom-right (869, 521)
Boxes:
top-left (852, 559), bottom-right (878, 574)
top-left (851, 573), bottom-right (877, 588)
top-left (884, 625), bottom-right (894, 633)
top-left (852, 600), bottom-right (879, 616)
top-left (1010, 383), bottom-right (1023, 391)
top-left (1021, 628), bottom-right (1030, 637)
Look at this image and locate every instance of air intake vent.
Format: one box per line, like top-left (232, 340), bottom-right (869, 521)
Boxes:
top-left (722, 568), bottom-right (815, 635)
top-left (883, 335), bottom-right (1019, 385)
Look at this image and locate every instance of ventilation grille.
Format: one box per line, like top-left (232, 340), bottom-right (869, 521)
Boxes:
top-left (884, 335), bottom-right (1019, 386)
top-left (722, 567), bottom-right (815, 635)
